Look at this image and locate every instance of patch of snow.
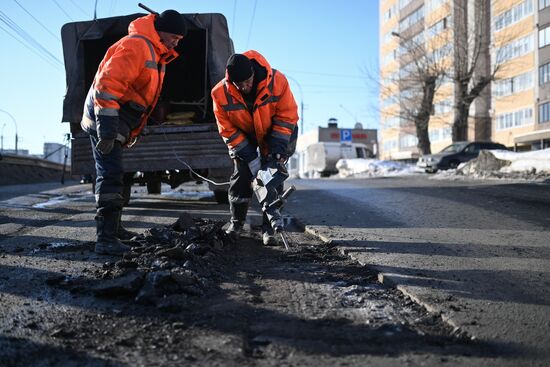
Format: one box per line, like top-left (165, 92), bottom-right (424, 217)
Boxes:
top-left (335, 158), bottom-right (421, 178)
top-left (32, 195), bottom-right (81, 208)
top-left (436, 148), bottom-right (550, 182)
top-left (334, 149), bottom-right (550, 182)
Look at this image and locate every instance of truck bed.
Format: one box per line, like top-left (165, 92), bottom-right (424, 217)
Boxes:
top-left (71, 124), bottom-right (231, 176)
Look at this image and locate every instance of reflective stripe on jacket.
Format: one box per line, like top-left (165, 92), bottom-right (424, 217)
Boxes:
top-left (211, 50), bottom-right (299, 156)
top-left (82, 14), bottom-right (178, 141)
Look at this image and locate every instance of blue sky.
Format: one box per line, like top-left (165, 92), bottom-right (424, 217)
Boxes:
top-left (0, 0), bottom-right (379, 154)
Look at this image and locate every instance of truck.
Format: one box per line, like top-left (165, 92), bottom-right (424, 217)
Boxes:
top-left (60, 11), bottom-right (234, 204)
top-left (290, 142), bottom-right (374, 178)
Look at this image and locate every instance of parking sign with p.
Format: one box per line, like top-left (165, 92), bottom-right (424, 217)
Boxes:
top-left (340, 129), bottom-right (352, 144)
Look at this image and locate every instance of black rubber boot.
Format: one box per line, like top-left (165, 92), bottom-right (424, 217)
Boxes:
top-left (117, 212), bottom-right (138, 241)
top-left (95, 208), bottom-right (130, 256)
top-left (225, 201), bottom-right (249, 241)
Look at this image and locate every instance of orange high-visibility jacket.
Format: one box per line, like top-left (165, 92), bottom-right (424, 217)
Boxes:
top-left (211, 50), bottom-right (299, 157)
top-left (82, 14), bottom-right (178, 141)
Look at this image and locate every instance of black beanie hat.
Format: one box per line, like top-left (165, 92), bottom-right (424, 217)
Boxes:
top-left (226, 54), bottom-right (253, 82)
top-left (155, 10), bottom-right (187, 37)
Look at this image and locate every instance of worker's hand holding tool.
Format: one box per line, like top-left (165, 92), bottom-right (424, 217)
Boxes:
top-left (248, 156), bottom-right (261, 177)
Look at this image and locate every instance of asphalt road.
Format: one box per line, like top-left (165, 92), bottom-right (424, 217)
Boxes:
top-left (286, 175), bottom-right (550, 365)
top-left (0, 177), bottom-right (549, 366)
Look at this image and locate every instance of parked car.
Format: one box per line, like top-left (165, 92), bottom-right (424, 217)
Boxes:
top-left (417, 141), bottom-right (507, 173)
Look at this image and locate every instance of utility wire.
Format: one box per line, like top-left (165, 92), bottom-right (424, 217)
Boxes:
top-left (68, 0), bottom-right (90, 17)
top-left (285, 69), bottom-right (365, 79)
top-left (0, 10), bottom-right (63, 67)
top-left (245, 0), bottom-right (257, 49)
top-left (0, 22), bottom-right (60, 69)
top-left (0, 10), bottom-right (62, 65)
top-left (300, 83), bottom-right (368, 89)
top-left (231, 0), bottom-right (237, 37)
top-left (51, 0), bottom-right (74, 21)
top-left (108, 0), bottom-right (117, 16)
top-left (12, 0), bottom-right (60, 41)
top-left (68, 0), bottom-right (91, 18)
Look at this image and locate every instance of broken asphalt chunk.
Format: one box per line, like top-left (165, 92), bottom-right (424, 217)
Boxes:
top-left (92, 271), bottom-right (145, 297)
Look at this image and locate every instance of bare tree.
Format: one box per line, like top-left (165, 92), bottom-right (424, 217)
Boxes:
top-left (378, 27), bottom-right (451, 155)
top-left (450, 0), bottom-right (519, 141)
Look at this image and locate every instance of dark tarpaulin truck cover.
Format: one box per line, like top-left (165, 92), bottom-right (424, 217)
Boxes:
top-left (61, 12), bottom-right (233, 124)
top-left (59, 12), bottom-right (234, 203)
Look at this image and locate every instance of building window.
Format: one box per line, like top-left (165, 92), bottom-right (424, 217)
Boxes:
top-left (496, 108), bottom-right (534, 130)
top-left (399, 0), bottom-right (414, 10)
top-left (539, 102), bottom-right (550, 123)
top-left (495, 0), bottom-right (533, 32)
top-left (383, 139), bottom-right (398, 151)
top-left (399, 134), bottom-right (418, 148)
top-left (383, 117), bottom-right (400, 128)
top-left (399, 6), bottom-right (424, 31)
top-left (493, 71), bottom-right (533, 97)
top-left (539, 26), bottom-right (550, 48)
top-left (540, 0), bottom-right (550, 10)
top-left (539, 62), bottom-right (550, 85)
top-left (496, 33), bottom-right (533, 63)
top-left (433, 99), bottom-right (453, 115)
top-left (398, 31), bottom-right (425, 58)
top-left (381, 96), bottom-right (398, 108)
top-left (429, 127), bottom-right (452, 142)
top-left (427, 0), bottom-right (447, 13)
top-left (429, 17), bottom-right (448, 38)
top-left (384, 4), bottom-right (398, 22)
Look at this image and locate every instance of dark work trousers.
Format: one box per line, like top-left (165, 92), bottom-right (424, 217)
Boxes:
top-left (228, 157), bottom-right (284, 233)
top-left (89, 132), bottom-right (125, 211)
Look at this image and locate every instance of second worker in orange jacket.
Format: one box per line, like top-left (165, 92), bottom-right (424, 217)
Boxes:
top-left (211, 50), bottom-right (299, 245)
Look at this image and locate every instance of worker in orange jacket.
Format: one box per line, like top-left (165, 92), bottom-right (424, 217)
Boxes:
top-left (80, 10), bottom-right (186, 255)
top-left (211, 51), bottom-right (299, 245)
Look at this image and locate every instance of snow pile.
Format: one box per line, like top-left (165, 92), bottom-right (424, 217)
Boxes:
top-left (335, 158), bottom-right (419, 178)
top-left (334, 149), bottom-right (550, 181)
top-left (453, 148), bottom-right (550, 181)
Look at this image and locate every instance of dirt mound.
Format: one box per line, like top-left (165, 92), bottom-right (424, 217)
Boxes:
top-left (47, 213), bottom-right (233, 312)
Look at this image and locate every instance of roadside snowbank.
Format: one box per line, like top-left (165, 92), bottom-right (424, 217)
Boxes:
top-left (334, 149), bottom-right (550, 182)
top-left (335, 158), bottom-right (419, 178)
top-left (436, 148), bottom-right (550, 181)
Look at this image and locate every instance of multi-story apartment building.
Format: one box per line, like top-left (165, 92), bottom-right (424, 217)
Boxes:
top-left (379, 0), bottom-right (550, 160)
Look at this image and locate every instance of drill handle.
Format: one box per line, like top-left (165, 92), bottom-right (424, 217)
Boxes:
top-left (138, 3), bottom-right (159, 14)
top-left (266, 185), bottom-right (296, 210)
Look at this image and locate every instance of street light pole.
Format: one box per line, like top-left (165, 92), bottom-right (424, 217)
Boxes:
top-left (286, 75), bottom-right (304, 135)
top-left (0, 109), bottom-right (18, 154)
top-left (1, 123), bottom-right (5, 152)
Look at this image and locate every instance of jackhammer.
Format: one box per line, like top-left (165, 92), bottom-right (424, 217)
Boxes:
top-left (252, 159), bottom-right (295, 250)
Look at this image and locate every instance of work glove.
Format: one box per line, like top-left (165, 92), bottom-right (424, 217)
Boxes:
top-left (96, 138), bottom-right (115, 155)
top-left (248, 156), bottom-right (261, 177)
top-left (267, 152), bottom-right (288, 164)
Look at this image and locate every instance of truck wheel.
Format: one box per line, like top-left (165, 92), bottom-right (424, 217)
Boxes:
top-left (147, 180), bottom-right (162, 194)
top-left (122, 172), bottom-right (134, 206)
top-left (213, 190), bottom-right (229, 204)
top-left (123, 183), bottom-right (132, 206)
